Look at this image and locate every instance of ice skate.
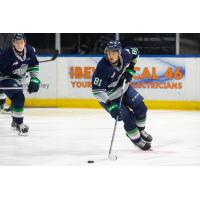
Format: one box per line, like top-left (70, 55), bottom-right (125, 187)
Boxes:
top-left (140, 130), bottom-right (153, 143)
top-left (11, 121), bottom-right (29, 136)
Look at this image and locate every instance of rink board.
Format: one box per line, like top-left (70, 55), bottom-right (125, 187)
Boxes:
top-left (9, 55), bottom-right (200, 110)
top-left (23, 99), bottom-right (200, 110)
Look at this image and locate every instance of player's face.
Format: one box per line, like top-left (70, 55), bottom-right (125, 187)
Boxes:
top-left (13, 39), bottom-right (26, 52)
top-left (107, 50), bottom-right (119, 64)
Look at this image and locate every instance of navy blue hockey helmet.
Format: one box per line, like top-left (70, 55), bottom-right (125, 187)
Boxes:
top-left (104, 40), bottom-right (122, 54)
top-left (12, 33), bottom-right (26, 42)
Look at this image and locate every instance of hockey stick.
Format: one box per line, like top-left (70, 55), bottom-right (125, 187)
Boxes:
top-left (39, 49), bottom-right (59, 63)
top-left (108, 79), bottom-right (126, 161)
top-left (0, 87), bottom-right (26, 90)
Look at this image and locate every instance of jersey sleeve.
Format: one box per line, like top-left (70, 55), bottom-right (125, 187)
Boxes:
top-left (124, 47), bottom-right (139, 64)
top-left (92, 61), bottom-right (110, 103)
top-left (26, 46), bottom-right (39, 78)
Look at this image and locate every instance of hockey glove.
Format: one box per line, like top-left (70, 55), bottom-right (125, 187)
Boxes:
top-left (123, 62), bottom-right (136, 83)
top-left (115, 62), bottom-right (136, 87)
top-left (28, 77), bottom-right (40, 94)
top-left (106, 100), bottom-right (121, 120)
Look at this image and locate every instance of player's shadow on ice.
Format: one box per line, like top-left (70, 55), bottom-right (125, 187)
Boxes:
top-left (118, 148), bottom-right (176, 154)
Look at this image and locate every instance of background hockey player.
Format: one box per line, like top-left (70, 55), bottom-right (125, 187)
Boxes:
top-left (92, 40), bottom-right (153, 150)
top-left (0, 33), bottom-right (40, 135)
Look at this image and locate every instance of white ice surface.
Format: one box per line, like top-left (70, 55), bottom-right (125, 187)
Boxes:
top-left (0, 108), bottom-right (200, 166)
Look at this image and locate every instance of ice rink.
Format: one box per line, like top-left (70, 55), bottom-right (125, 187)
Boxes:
top-left (0, 108), bottom-right (200, 166)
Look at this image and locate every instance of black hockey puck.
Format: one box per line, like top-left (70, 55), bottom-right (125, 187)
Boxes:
top-left (87, 160), bottom-right (95, 164)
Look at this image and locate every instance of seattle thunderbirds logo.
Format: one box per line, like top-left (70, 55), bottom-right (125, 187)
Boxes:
top-left (12, 64), bottom-right (28, 76)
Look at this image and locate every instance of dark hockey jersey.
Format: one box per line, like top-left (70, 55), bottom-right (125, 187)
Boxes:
top-left (92, 48), bottom-right (136, 103)
top-left (0, 45), bottom-right (39, 82)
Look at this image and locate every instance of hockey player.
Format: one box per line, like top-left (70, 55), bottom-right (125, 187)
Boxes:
top-left (0, 33), bottom-right (40, 135)
top-left (92, 40), bottom-right (153, 151)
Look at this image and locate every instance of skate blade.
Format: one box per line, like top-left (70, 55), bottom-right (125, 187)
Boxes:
top-left (0, 111), bottom-right (11, 115)
top-left (11, 127), bottom-right (28, 136)
top-left (18, 131), bottom-right (28, 136)
top-left (149, 148), bottom-right (153, 151)
top-left (134, 145), bottom-right (153, 151)
top-left (18, 128), bottom-right (29, 136)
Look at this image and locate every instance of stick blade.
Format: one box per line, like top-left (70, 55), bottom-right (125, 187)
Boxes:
top-left (39, 49), bottom-right (59, 63)
top-left (51, 49), bottom-right (59, 61)
top-left (108, 155), bottom-right (117, 161)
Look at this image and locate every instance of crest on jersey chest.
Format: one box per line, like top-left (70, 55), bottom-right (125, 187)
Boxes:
top-left (12, 64), bottom-right (28, 76)
top-left (108, 81), bottom-right (118, 88)
top-left (108, 73), bottom-right (123, 88)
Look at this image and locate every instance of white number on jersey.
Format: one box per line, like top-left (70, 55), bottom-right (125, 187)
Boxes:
top-left (93, 77), bottom-right (102, 87)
